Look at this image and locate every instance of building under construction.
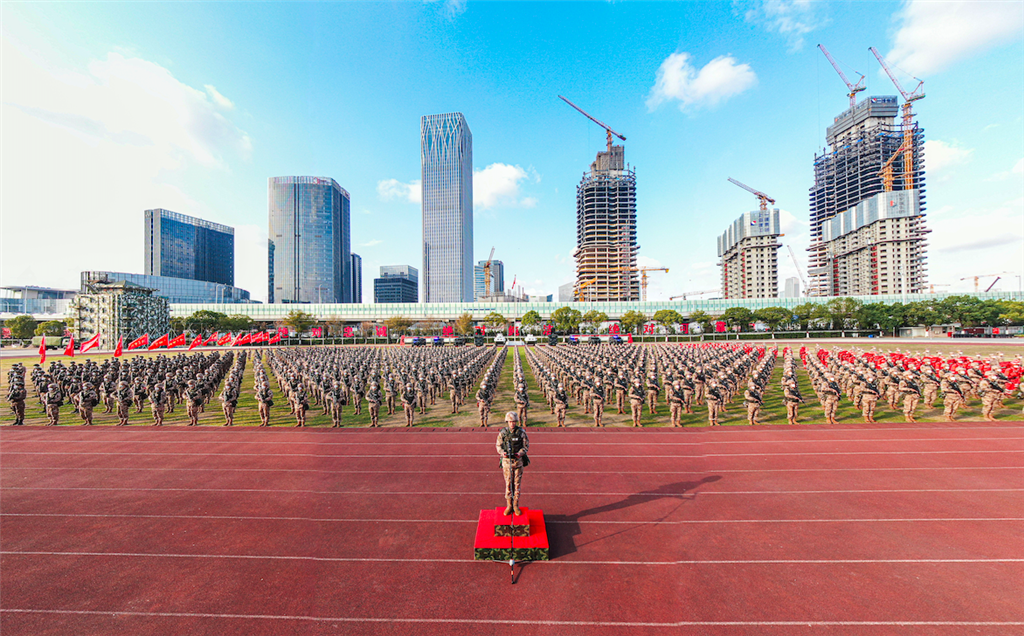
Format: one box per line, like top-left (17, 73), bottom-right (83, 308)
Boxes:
top-left (807, 95), bottom-right (928, 296)
top-left (574, 145), bottom-right (639, 301)
top-left (718, 208), bottom-right (782, 299)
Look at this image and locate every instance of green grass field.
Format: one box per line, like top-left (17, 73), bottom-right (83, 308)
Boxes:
top-left (3, 343), bottom-right (1021, 427)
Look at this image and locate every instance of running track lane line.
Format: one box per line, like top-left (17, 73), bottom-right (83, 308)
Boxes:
top-left (2, 609), bottom-right (1021, 628)
top-left (3, 513), bottom-right (1022, 524)
top-left (5, 486), bottom-right (1022, 496)
top-left (4, 550), bottom-right (1022, 565)
top-left (4, 449), bottom-right (1022, 458)
top-left (5, 466), bottom-right (1022, 474)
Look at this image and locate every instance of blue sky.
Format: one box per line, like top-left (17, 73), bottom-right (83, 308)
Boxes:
top-left (2, 1), bottom-right (1022, 302)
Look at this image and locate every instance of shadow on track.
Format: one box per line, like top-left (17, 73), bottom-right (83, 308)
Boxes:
top-left (546, 475), bottom-right (722, 558)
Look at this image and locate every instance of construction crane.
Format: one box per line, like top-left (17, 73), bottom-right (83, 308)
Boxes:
top-left (878, 138), bottom-right (912, 192)
top-left (929, 284), bottom-right (950, 294)
top-left (559, 95), bottom-right (626, 153)
top-left (669, 289), bottom-right (719, 300)
top-left (638, 267), bottom-right (668, 302)
top-left (959, 273), bottom-right (1011, 293)
top-left (483, 247), bottom-right (496, 298)
top-left (728, 178), bottom-right (775, 213)
top-left (818, 44), bottom-right (866, 111)
top-left (870, 47), bottom-right (924, 190)
top-left (786, 245), bottom-right (809, 295)
top-left (575, 278), bottom-right (596, 301)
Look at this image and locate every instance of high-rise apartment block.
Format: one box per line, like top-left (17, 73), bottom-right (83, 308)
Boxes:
top-left (574, 146), bottom-right (638, 301)
top-left (717, 209), bottom-right (781, 299)
top-left (784, 277), bottom-right (801, 298)
top-left (374, 265), bottom-right (418, 304)
top-left (807, 96), bottom-right (927, 296)
top-left (145, 208), bottom-right (234, 286)
top-left (473, 259), bottom-right (504, 300)
top-left (422, 113), bottom-right (474, 302)
top-left (268, 176), bottom-right (353, 304)
top-left (351, 253), bottom-right (362, 304)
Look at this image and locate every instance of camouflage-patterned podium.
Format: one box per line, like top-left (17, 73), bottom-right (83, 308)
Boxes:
top-left (473, 507), bottom-right (549, 561)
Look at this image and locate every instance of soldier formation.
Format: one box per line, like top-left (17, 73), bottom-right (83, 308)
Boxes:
top-left (6, 343), bottom-right (1021, 427)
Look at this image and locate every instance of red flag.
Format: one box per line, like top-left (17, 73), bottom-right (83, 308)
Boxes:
top-left (148, 334), bottom-right (169, 350)
top-left (627, 333), bottom-right (633, 344)
top-left (128, 334), bottom-right (149, 350)
top-left (251, 331), bottom-right (267, 344)
top-left (80, 333), bottom-right (101, 354)
top-left (38, 335), bottom-right (46, 365)
top-left (233, 333), bottom-right (251, 346)
top-left (167, 333), bottom-right (186, 348)
top-left (188, 334), bottom-right (204, 351)
top-left (268, 333), bottom-right (281, 344)
top-left (205, 332), bottom-right (220, 345)
top-left (114, 336), bottom-right (123, 357)
top-left (63, 334), bottom-right (75, 357)
top-left (1, 327), bottom-right (12, 338)
top-left (217, 333), bottom-right (233, 346)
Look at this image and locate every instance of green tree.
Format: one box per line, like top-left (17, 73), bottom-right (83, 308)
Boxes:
top-left (791, 303), bottom-right (817, 330)
top-left (720, 307), bottom-right (754, 332)
top-left (34, 320), bottom-right (66, 337)
top-left (581, 310), bottom-right (609, 333)
top-left (7, 315), bottom-right (37, 339)
top-left (653, 309), bottom-right (684, 334)
top-left (521, 310), bottom-right (542, 327)
top-left (483, 312), bottom-right (507, 329)
top-left (455, 312), bottom-right (474, 335)
top-left (753, 306), bottom-right (793, 331)
top-left (221, 314), bottom-right (255, 332)
top-left (998, 300), bottom-right (1024, 325)
top-left (620, 310), bottom-right (647, 335)
top-left (384, 315), bottom-right (412, 335)
top-left (688, 310), bottom-right (713, 334)
top-left (186, 310), bottom-right (227, 333)
top-left (282, 310), bottom-right (315, 335)
top-left (855, 302), bottom-right (903, 336)
top-left (551, 306), bottom-right (582, 334)
top-left (824, 297), bottom-right (862, 330)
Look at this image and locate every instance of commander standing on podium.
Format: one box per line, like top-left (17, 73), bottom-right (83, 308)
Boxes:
top-left (496, 412), bottom-right (529, 516)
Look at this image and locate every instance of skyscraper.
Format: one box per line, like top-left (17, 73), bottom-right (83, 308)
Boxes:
top-left (421, 112), bottom-right (473, 302)
top-left (717, 209), bottom-right (781, 299)
top-left (144, 208), bottom-right (234, 286)
top-left (351, 253), bottom-right (362, 304)
top-left (473, 259), bottom-right (504, 300)
top-left (574, 145), bottom-right (638, 301)
top-left (374, 265), bottom-right (419, 303)
top-left (268, 176), bottom-right (353, 304)
top-left (807, 96), bottom-right (927, 296)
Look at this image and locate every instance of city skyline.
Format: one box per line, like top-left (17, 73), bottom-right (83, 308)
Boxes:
top-left (2, 2), bottom-right (1021, 302)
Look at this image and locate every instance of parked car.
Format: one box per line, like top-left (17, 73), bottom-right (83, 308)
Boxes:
top-left (588, 335), bottom-right (601, 345)
top-left (524, 334), bottom-right (537, 345)
top-left (494, 334), bottom-right (507, 345)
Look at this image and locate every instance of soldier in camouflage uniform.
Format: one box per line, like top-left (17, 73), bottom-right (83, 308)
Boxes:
top-left (667, 379), bottom-right (685, 427)
top-left (496, 412), bottom-right (529, 516)
top-left (898, 371), bottom-right (921, 423)
top-left (978, 373), bottom-right (1005, 422)
top-left (940, 372), bottom-right (965, 422)
top-left (784, 379), bottom-right (803, 425)
top-left (628, 378), bottom-right (645, 427)
top-left (115, 380), bottom-right (134, 426)
top-left (44, 383), bottom-right (63, 426)
top-left (514, 382), bottom-right (530, 427)
top-left (705, 380), bottom-right (724, 426)
top-left (920, 365), bottom-right (940, 408)
top-left (255, 379), bottom-right (273, 427)
top-left (78, 382), bottom-right (99, 426)
top-left (384, 377), bottom-right (396, 415)
top-left (184, 380), bottom-right (203, 426)
top-left (292, 387), bottom-right (310, 427)
top-left (553, 383), bottom-right (568, 428)
top-left (149, 381), bottom-right (168, 426)
top-left (820, 373), bottom-right (841, 425)
top-left (402, 383), bottom-right (416, 427)
top-left (328, 381), bottom-right (345, 428)
top-left (476, 383), bottom-right (492, 428)
top-left (744, 381), bottom-right (763, 426)
top-left (646, 373), bottom-right (660, 415)
top-left (614, 373), bottom-right (628, 414)
top-left (367, 381), bottom-right (382, 427)
top-left (591, 381), bottom-right (605, 427)
top-left (860, 374), bottom-right (880, 423)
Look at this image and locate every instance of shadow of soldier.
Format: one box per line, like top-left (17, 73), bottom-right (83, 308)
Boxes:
top-left (546, 475), bottom-right (722, 559)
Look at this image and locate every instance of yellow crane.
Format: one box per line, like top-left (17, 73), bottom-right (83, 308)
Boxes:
top-left (575, 278), bottom-right (596, 301)
top-left (483, 247), bottom-right (496, 297)
top-left (559, 95), bottom-right (626, 153)
top-left (960, 273), bottom-right (1012, 293)
top-left (929, 283), bottom-right (950, 294)
top-left (727, 178), bottom-right (775, 213)
top-left (870, 47), bottom-right (924, 190)
top-left (637, 267), bottom-right (668, 302)
top-left (669, 289), bottom-right (719, 300)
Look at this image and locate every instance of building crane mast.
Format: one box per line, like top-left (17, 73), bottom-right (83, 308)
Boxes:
top-left (483, 247), bottom-right (496, 298)
top-left (727, 178), bottom-right (775, 213)
top-left (559, 95), bottom-right (626, 153)
top-left (669, 289), bottom-right (720, 301)
top-left (817, 44), bottom-right (866, 111)
top-left (787, 245), bottom-right (809, 296)
top-left (869, 47), bottom-right (924, 190)
top-left (638, 267), bottom-right (668, 302)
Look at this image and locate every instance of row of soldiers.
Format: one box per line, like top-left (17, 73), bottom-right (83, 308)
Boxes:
top-left (474, 347), bottom-right (508, 427)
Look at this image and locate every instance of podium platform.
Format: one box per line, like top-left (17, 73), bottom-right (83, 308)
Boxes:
top-left (473, 507), bottom-right (549, 561)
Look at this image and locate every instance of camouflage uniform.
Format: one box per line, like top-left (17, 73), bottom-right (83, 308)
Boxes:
top-left (496, 419), bottom-right (529, 516)
top-left (743, 384), bottom-right (762, 426)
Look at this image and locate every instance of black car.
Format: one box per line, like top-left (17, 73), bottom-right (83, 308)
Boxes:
top-left (411, 336), bottom-right (426, 346)
top-left (588, 336), bottom-right (601, 345)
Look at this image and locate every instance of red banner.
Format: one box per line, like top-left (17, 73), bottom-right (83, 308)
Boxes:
top-left (63, 334), bottom-right (75, 357)
top-left (1, 327), bottom-right (11, 338)
top-left (311, 327), bottom-right (322, 338)
top-left (188, 335), bottom-right (204, 351)
top-left (375, 326), bottom-right (388, 337)
top-left (250, 331), bottom-right (267, 344)
top-left (217, 333), bottom-right (233, 346)
top-left (80, 333), bottom-right (101, 354)
top-left (343, 326), bottom-right (354, 338)
top-left (442, 325), bottom-right (454, 337)
top-left (113, 336), bottom-right (123, 357)
top-left (277, 327), bottom-right (289, 337)
top-left (38, 335), bottom-right (46, 365)
top-left (233, 333), bottom-right (251, 346)
top-left (205, 332), bottom-right (220, 345)
top-left (148, 334), bottom-right (169, 350)
top-left (127, 334), bottom-right (149, 350)
top-left (268, 333), bottom-right (281, 344)
top-left (167, 333), bottom-right (186, 348)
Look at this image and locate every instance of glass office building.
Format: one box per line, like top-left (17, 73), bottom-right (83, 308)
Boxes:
top-left (82, 271), bottom-right (251, 304)
top-left (374, 265), bottom-right (418, 303)
top-left (422, 113), bottom-right (473, 302)
top-left (351, 253), bottom-right (362, 304)
top-left (145, 208), bottom-right (234, 286)
top-left (473, 259), bottom-right (504, 300)
top-left (268, 176), bottom-right (353, 304)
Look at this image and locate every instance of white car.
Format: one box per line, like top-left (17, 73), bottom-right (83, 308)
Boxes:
top-left (524, 334), bottom-right (537, 344)
top-left (494, 334), bottom-right (507, 345)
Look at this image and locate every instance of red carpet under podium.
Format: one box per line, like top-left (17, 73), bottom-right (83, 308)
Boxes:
top-left (473, 507), bottom-right (549, 561)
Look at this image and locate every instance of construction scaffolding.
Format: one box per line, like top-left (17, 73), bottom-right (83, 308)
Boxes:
top-left (574, 145), bottom-right (639, 302)
top-left (807, 96), bottom-right (927, 296)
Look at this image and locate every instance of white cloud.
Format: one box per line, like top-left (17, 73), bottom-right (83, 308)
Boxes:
top-left (924, 140), bottom-right (974, 173)
top-left (928, 197), bottom-right (1024, 290)
top-left (234, 224), bottom-right (268, 303)
top-left (886, 0), bottom-right (1024, 76)
top-left (986, 157), bottom-right (1024, 181)
top-left (204, 84), bottom-right (235, 110)
top-left (745, 0), bottom-right (828, 52)
top-left (646, 53), bottom-right (757, 112)
top-left (0, 41), bottom-right (252, 291)
top-left (376, 178), bottom-right (421, 204)
top-left (360, 239), bottom-right (383, 248)
top-left (473, 163), bottom-right (537, 209)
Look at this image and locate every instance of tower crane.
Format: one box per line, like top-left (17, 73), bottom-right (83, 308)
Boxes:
top-left (638, 267), bottom-right (668, 302)
top-left (929, 283), bottom-right (950, 294)
top-left (870, 47), bottom-right (924, 190)
top-left (669, 289), bottom-right (720, 300)
top-left (559, 95), bottom-right (626, 153)
top-left (728, 178), bottom-right (775, 213)
top-left (959, 273), bottom-right (1011, 293)
top-left (483, 247), bottom-right (496, 298)
top-left (575, 279), bottom-right (596, 301)
top-left (818, 44), bottom-right (866, 111)
top-left (786, 245), bottom-right (809, 296)
top-left (877, 138), bottom-right (912, 192)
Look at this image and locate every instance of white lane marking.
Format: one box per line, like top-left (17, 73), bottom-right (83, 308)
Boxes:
top-left (3, 466), bottom-right (1022, 475)
top-left (1, 609), bottom-right (1021, 628)
top-left (2, 513), bottom-right (1022, 525)
top-left (3, 550), bottom-right (1022, 566)
top-left (3, 449), bottom-right (1022, 458)
top-left (3, 486), bottom-right (1022, 496)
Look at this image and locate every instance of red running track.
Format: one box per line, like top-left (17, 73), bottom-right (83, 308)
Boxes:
top-left (2, 423), bottom-right (1023, 636)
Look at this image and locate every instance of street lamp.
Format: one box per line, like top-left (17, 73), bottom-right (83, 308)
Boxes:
top-left (315, 285), bottom-right (328, 304)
